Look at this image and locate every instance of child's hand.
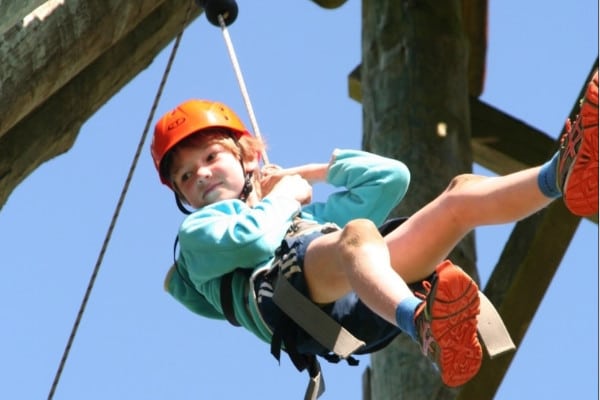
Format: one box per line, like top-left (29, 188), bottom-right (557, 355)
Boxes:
top-left (260, 164), bottom-right (284, 196)
top-left (260, 162), bottom-right (327, 203)
top-left (268, 174), bottom-right (313, 205)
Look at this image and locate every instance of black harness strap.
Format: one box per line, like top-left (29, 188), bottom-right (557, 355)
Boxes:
top-left (173, 236), bottom-right (244, 327)
top-left (220, 270), bottom-right (241, 327)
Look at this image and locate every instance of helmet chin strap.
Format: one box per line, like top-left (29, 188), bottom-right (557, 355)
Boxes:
top-left (238, 171), bottom-right (253, 201)
top-left (175, 192), bottom-right (192, 215)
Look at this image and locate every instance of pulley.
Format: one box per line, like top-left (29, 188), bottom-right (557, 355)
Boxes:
top-left (195, 0), bottom-right (238, 26)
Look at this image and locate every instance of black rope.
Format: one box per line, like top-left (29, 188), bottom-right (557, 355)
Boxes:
top-left (46, 4), bottom-right (193, 399)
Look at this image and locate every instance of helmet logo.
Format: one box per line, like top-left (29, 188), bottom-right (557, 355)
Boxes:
top-left (167, 117), bottom-right (186, 130)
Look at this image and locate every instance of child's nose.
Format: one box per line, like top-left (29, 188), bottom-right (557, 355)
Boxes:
top-left (195, 165), bottom-right (211, 180)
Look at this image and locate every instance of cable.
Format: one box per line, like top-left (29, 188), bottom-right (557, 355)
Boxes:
top-left (46, 4), bottom-right (193, 399)
top-left (217, 13), bottom-right (270, 165)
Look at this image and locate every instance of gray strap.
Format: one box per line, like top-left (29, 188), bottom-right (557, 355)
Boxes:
top-left (477, 291), bottom-right (515, 358)
top-left (272, 275), bottom-right (366, 358)
top-left (304, 360), bottom-right (325, 400)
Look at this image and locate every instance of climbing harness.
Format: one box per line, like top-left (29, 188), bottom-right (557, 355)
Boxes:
top-left (46, 3), bottom-right (195, 399)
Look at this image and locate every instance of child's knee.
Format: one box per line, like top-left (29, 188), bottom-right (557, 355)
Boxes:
top-left (339, 219), bottom-right (382, 249)
top-left (442, 173), bottom-right (487, 227)
top-left (445, 173), bottom-right (485, 192)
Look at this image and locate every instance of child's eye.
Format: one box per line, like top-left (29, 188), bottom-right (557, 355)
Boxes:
top-left (206, 150), bottom-right (221, 162)
top-left (180, 171), bottom-right (192, 183)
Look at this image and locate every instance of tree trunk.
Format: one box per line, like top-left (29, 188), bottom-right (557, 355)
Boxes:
top-left (360, 0), bottom-right (477, 398)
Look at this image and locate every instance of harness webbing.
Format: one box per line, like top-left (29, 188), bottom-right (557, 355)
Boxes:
top-left (272, 273), bottom-right (365, 359)
top-left (219, 270), bottom-right (242, 327)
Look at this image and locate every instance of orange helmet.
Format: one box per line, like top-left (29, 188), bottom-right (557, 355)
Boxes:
top-left (151, 99), bottom-right (250, 186)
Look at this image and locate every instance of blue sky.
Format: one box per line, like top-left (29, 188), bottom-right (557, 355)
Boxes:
top-left (0, 1), bottom-right (597, 399)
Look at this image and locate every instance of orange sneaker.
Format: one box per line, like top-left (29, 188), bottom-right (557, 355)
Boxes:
top-left (414, 260), bottom-right (482, 387)
top-left (557, 70), bottom-right (599, 216)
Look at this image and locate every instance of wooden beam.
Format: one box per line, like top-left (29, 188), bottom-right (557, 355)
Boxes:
top-left (457, 201), bottom-right (581, 399)
top-left (0, 0), bottom-right (175, 140)
top-left (0, 0), bottom-right (45, 34)
top-left (470, 97), bottom-right (555, 174)
top-left (461, 0), bottom-right (488, 96)
top-left (0, 0), bottom-right (201, 210)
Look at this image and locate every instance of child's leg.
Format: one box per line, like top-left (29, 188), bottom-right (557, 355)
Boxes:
top-left (302, 219), bottom-right (482, 386)
top-left (384, 167), bottom-right (552, 283)
top-left (303, 219), bottom-right (412, 323)
top-left (385, 69), bottom-right (599, 283)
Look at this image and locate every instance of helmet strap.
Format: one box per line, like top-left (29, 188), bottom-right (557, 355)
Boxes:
top-left (239, 171), bottom-right (253, 201)
top-left (174, 192), bottom-right (192, 215)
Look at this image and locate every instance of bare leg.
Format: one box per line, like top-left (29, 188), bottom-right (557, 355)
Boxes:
top-left (303, 167), bottom-right (552, 322)
top-left (303, 218), bottom-right (411, 326)
top-left (302, 217), bottom-right (483, 387)
top-left (385, 167), bottom-right (553, 283)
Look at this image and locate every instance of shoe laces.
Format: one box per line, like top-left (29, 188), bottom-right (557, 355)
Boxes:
top-left (414, 279), bottom-right (437, 357)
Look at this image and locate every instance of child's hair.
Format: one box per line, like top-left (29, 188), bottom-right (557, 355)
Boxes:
top-left (160, 128), bottom-right (267, 204)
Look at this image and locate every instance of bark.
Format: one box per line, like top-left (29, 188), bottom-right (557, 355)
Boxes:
top-left (0, 0), bottom-right (200, 211)
top-left (360, 0), bottom-right (477, 398)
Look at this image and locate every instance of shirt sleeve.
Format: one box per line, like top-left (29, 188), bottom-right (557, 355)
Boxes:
top-left (178, 195), bottom-right (301, 283)
top-left (163, 264), bottom-right (225, 320)
top-left (303, 148), bottom-right (410, 227)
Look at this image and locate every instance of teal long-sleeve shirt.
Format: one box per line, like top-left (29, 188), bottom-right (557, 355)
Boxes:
top-left (164, 149), bottom-right (410, 344)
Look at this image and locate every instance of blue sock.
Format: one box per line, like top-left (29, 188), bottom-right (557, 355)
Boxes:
top-left (395, 297), bottom-right (423, 341)
top-left (537, 152), bottom-right (561, 198)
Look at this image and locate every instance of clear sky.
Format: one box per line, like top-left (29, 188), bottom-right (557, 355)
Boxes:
top-left (0, 1), bottom-right (598, 399)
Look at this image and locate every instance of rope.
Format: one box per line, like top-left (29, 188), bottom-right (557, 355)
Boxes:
top-left (46, 4), bottom-right (193, 399)
top-left (217, 13), bottom-right (270, 165)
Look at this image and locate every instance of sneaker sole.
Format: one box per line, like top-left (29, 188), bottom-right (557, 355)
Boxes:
top-left (564, 73), bottom-right (599, 216)
top-left (429, 261), bottom-right (482, 387)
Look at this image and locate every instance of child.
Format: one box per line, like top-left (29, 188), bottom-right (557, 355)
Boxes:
top-left (151, 71), bottom-right (598, 392)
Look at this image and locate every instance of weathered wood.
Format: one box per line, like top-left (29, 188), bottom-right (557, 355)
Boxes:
top-left (0, 0), bottom-right (171, 139)
top-left (362, 367), bottom-right (372, 400)
top-left (361, 0), bottom-right (474, 398)
top-left (470, 98), bottom-right (555, 173)
top-left (0, 0), bottom-right (45, 34)
top-left (351, 65), bottom-right (552, 173)
top-left (347, 0), bottom-right (489, 101)
top-left (0, 0), bottom-right (201, 210)
top-left (462, 0), bottom-right (488, 96)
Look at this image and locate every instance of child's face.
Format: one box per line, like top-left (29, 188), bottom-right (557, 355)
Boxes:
top-left (170, 140), bottom-right (251, 209)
